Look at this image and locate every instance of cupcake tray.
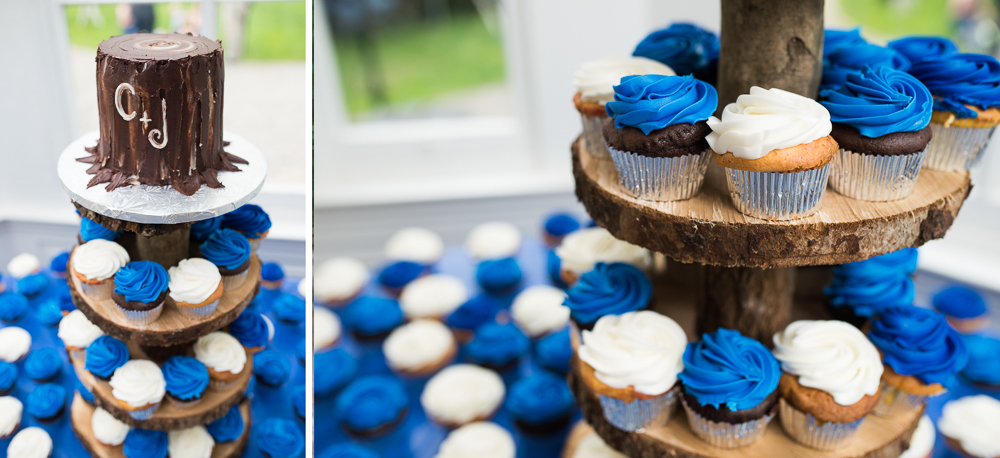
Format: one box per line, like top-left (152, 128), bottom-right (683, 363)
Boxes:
top-left (70, 393), bottom-right (251, 458)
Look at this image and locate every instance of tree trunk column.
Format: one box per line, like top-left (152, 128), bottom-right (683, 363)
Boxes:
top-left (698, 266), bottom-right (795, 344)
top-left (136, 227), bottom-right (190, 269)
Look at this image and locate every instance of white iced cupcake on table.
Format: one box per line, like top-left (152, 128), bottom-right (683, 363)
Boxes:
top-left (511, 285), bottom-right (569, 339)
top-left (421, 364), bottom-right (505, 428)
top-left (399, 274), bottom-right (468, 321)
top-left (58, 310), bottom-right (105, 361)
top-left (91, 406), bottom-right (130, 446)
top-left (168, 258), bottom-right (224, 319)
top-left (0, 396), bottom-right (23, 439)
top-left (383, 319), bottom-right (457, 377)
top-left (435, 421), bottom-right (515, 458)
top-left (555, 227), bottom-right (651, 286)
top-left (938, 395), bottom-right (1000, 458)
top-left (565, 426), bottom-right (628, 458)
top-left (109, 359), bottom-right (166, 421)
top-left (900, 415), bottom-right (935, 458)
top-left (314, 257), bottom-right (369, 308)
top-left (466, 222), bottom-right (521, 260)
top-left (296, 276), bottom-right (309, 299)
top-left (168, 425), bottom-right (215, 458)
top-left (0, 326), bottom-right (31, 363)
top-left (385, 227), bottom-right (445, 265)
top-left (71, 239), bottom-right (130, 300)
top-left (577, 310), bottom-right (686, 432)
top-left (7, 253), bottom-right (40, 279)
top-left (194, 331), bottom-right (247, 390)
top-left (7, 427), bottom-right (52, 458)
top-left (313, 306), bottom-right (341, 353)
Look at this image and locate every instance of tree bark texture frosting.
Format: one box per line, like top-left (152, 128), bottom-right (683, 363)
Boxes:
top-left (80, 33), bottom-right (247, 196)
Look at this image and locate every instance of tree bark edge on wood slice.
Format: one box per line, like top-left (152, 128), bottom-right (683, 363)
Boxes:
top-left (73, 201), bottom-right (191, 237)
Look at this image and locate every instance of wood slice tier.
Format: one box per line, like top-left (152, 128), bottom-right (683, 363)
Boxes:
top-left (68, 255), bottom-right (261, 347)
top-left (573, 139), bottom-right (971, 268)
top-left (71, 350), bottom-right (253, 430)
top-left (71, 393), bottom-right (251, 458)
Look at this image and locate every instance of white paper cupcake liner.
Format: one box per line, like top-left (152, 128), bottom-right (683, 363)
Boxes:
top-left (607, 147), bottom-right (712, 202)
top-left (81, 280), bottom-right (114, 301)
top-left (681, 397), bottom-right (774, 449)
top-left (829, 148), bottom-right (926, 201)
top-left (222, 269), bottom-right (249, 291)
top-left (871, 381), bottom-right (929, 417)
top-left (925, 123), bottom-right (996, 171)
top-left (117, 303), bottom-right (164, 326)
top-left (176, 298), bottom-right (220, 319)
top-left (598, 386), bottom-right (677, 432)
top-left (725, 165), bottom-right (831, 221)
top-left (580, 113), bottom-right (610, 160)
top-left (127, 403), bottom-right (159, 421)
top-left (779, 398), bottom-right (864, 450)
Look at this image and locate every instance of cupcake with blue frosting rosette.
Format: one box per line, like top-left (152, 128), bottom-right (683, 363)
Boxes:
top-left (534, 328), bottom-right (572, 374)
top-left (960, 335), bottom-right (1000, 388)
top-left (79, 217), bottom-right (122, 244)
top-left (335, 376), bottom-right (409, 437)
top-left (633, 23), bottom-right (719, 84)
top-left (50, 251), bottom-right (70, 279)
top-left (162, 355), bottom-right (209, 409)
top-left (16, 274), bottom-right (48, 299)
top-left (475, 258), bottom-right (522, 295)
top-left (91, 407), bottom-right (131, 447)
top-left (27, 383), bottom-right (66, 422)
top-left (85, 335), bottom-right (129, 380)
top-left (124, 429), bottom-right (168, 458)
top-left (113, 261), bottom-right (170, 325)
top-left (572, 57), bottom-right (675, 159)
top-left (314, 348), bottom-right (357, 398)
top-left (200, 228), bottom-right (252, 291)
top-left (821, 43), bottom-right (910, 92)
top-left (821, 66), bottom-right (934, 201)
top-left (824, 28), bottom-right (868, 59)
top-left (190, 215), bottom-right (222, 244)
top-left (463, 322), bottom-right (529, 374)
top-left (320, 443), bottom-right (379, 458)
top-left (222, 203), bottom-right (271, 253)
top-left (260, 262), bottom-right (284, 290)
top-left (193, 331), bottom-right (247, 390)
top-left (228, 309), bottom-right (272, 354)
top-left (342, 296), bottom-right (403, 340)
top-left (678, 328), bottom-right (781, 448)
top-left (109, 359), bottom-right (166, 420)
top-left (564, 262), bottom-right (652, 332)
top-left (541, 212), bottom-right (580, 248)
top-left (932, 284), bottom-right (989, 333)
top-left (256, 418), bottom-right (304, 458)
top-left (908, 53), bottom-right (1000, 170)
top-left (376, 260), bottom-right (425, 297)
top-left (167, 426), bottom-right (216, 458)
top-left (0, 292), bottom-right (28, 323)
top-left (25, 348), bottom-right (62, 383)
top-left (168, 258), bottom-right (224, 319)
top-left (504, 372), bottom-right (575, 434)
top-left (253, 349), bottom-right (291, 387)
top-left (603, 75), bottom-right (717, 201)
top-left (273, 293), bottom-right (305, 324)
top-left (36, 300), bottom-right (64, 327)
top-left (0, 362), bottom-right (16, 395)
top-left (825, 248), bottom-right (917, 327)
top-left (71, 239), bottom-right (129, 300)
top-left (446, 294), bottom-right (500, 341)
top-left (888, 36), bottom-right (958, 64)
top-left (206, 405), bottom-right (244, 442)
top-left (578, 310), bottom-right (687, 432)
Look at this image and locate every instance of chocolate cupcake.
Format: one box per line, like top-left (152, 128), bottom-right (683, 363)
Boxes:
top-left (200, 228), bottom-right (252, 291)
top-left (504, 373), bottom-right (575, 434)
top-left (824, 248), bottom-right (916, 328)
top-left (221, 203), bottom-right (271, 254)
top-left (334, 376), bottom-right (408, 437)
top-left (463, 322), bottom-right (529, 375)
top-left (564, 262), bottom-right (651, 332)
top-left (112, 261), bottom-right (169, 325)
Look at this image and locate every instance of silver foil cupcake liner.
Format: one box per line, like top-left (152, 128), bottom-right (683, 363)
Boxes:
top-left (925, 123), bottom-right (996, 171)
top-left (222, 269), bottom-right (249, 291)
top-left (725, 165), bottom-right (831, 221)
top-left (170, 396), bottom-right (202, 410)
top-left (248, 237), bottom-right (264, 254)
top-left (68, 347), bottom-right (86, 363)
top-left (117, 303), bottom-right (164, 326)
top-left (607, 147), bottom-right (712, 201)
top-left (580, 113), bottom-right (610, 160)
top-left (779, 399), bottom-right (864, 450)
top-left (681, 397), bottom-right (774, 449)
top-left (126, 403), bottom-right (159, 421)
top-left (598, 386), bottom-right (677, 432)
top-left (81, 280), bottom-right (114, 301)
top-left (829, 149), bottom-right (926, 201)
top-left (176, 298), bottom-right (221, 319)
top-left (871, 381), bottom-right (929, 417)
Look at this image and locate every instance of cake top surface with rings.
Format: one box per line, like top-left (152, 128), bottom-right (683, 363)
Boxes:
top-left (98, 33), bottom-right (221, 61)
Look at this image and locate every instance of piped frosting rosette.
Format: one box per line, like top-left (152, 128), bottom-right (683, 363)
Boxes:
top-left (168, 258), bottom-right (224, 318)
top-left (72, 239), bottom-right (130, 300)
top-left (109, 359), bottom-right (167, 421)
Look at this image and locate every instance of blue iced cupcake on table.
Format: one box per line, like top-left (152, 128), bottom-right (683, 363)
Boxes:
top-left (504, 372), bottom-right (575, 434)
top-left (932, 284), bottom-right (989, 333)
top-left (542, 212), bottom-right (581, 248)
top-left (256, 418), bottom-right (304, 458)
top-left (17, 273), bottom-right (49, 299)
top-left (678, 328), bottom-right (781, 448)
top-left (0, 361), bottom-right (16, 395)
top-left (0, 292), bottom-right (28, 323)
top-left (207, 405), bottom-right (244, 443)
top-left (124, 429), bottom-right (168, 458)
top-left (960, 334), bottom-right (1000, 388)
top-left (254, 349), bottom-right (291, 387)
top-left (463, 322), bottom-right (529, 375)
top-left (342, 296), bottom-right (403, 340)
top-left (113, 261), bottom-right (169, 325)
top-left (261, 262), bottom-right (285, 290)
top-left (335, 376), bottom-right (408, 437)
top-left (821, 42), bottom-right (910, 91)
top-left (315, 348), bottom-right (357, 398)
top-left (475, 257), bottom-right (522, 295)
top-left (376, 260), bottom-right (425, 297)
top-left (36, 299), bottom-right (65, 327)
top-left (888, 36), bottom-right (958, 64)
top-left (446, 294), bottom-right (501, 341)
top-left (633, 22), bottom-right (719, 84)
top-left (79, 217), bottom-right (122, 244)
top-left (320, 443), bottom-right (379, 458)
top-left (200, 228), bottom-right (252, 290)
top-left (50, 251), bottom-right (70, 279)
top-left (162, 355), bottom-right (209, 410)
top-left (273, 293), bottom-right (305, 324)
top-left (222, 204), bottom-right (271, 254)
top-left (293, 386), bottom-right (306, 421)
top-left (228, 309), bottom-right (271, 354)
top-left (25, 348), bottom-right (62, 383)
top-left (27, 383), bottom-right (66, 422)
top-left (546, 250), bottom-right (567, 288)
top-left (76, 378), bottom-right (95, 406)
top-left (534, 327), bottom-right (572, 374)
top-left (85, 335), bottom-right (128, 380)
top-left (564, 262), bottom-right (652, 331)
top-left (824, 248), bottom-right (917, 327)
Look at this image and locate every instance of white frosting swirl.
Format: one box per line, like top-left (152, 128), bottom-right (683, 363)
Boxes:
top-left (938, 395), bottom-right (1000, 458)
top-left (194, 332), bottom-right (247, 374)
top-left (421, 364), bottom-right (505, 425)
top-left (510, 285), bottom-right (570, 338)
top-left (578, 311), bottom-right (686, 396)
top-left (899, 415), bottom-right (935, 458)
top-left (573, 430), bottom-right (628, 458)
top-left (296, 277), bottom-right (310, 299)
top-left (0, 327), bottom-right (31, 363)
top-left (6, 253), bottom-right (40, 279)
top-left (0, 396), bottom-right (23, 437)
top-left (91, 407), bottom-right (131, 446)
top-left (706, 86), bottom-right (832, 160)
top-left (383, 319), bottom-right (456, 372)
top-left (313, 306), bottom-right (341, 351)
top-left (314, 258), bottom-right (369, 303)
top-left (399, 274), bottom-right (468, 319)
top-left (465, 222), bottom-right (521, 260)
top-left (7, 427), bottom-right (52, 458)
top-left (772, 320), bottom-right (882, 406)
top-left (435, 422), bottom-right (515, 458)
top-left (168, 426), bottom-right (215, 458)
top-left (58, 310), bottom-right (106, 349)
top-left (109, 360), bottom-right (166, 408)
top-left (385, 227), bottom-right (444, 264)
top-left (555, 228), bottom-right (651, 277)
top-left (72, 239), bottom-right (130, 281)
top-left (573, 57), bottom-right (676, 103)
top-left (168, 258), bottom-right (222, 304)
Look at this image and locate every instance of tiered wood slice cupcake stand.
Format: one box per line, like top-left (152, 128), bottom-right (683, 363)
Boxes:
top-left (566, 0), bottom-right (971, 456)
top-left (56, 131), bottom-right (267, 457)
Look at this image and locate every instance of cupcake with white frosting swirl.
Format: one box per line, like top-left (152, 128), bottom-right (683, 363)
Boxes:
top-left (421, 364), bottom-right (505, 428)
top-left (385, 227), bottom-right (445, 265)
top-left (168, 425), bottom-right (215, 458)
top-left (465, 222), bottom-right (521, 260)
top-left (511, 285), bottom-right (569, 339)
top-left (168, 258), bottom-right (224, 318)
top-left (383, 319), bottom-right (456, 378)
top-left (435, 421), bottom-right (515, 458)
top-left (554, 227), bottom-right (651, 287)
top-left (109, 359), bottom-right (166, 421)
top-left (399, 274), bottom-right (468, 321)
top-left (92, 406), bottom-right (131, 446)
top-left (0, 326), bottom-right (32, 363)
top-left (938, 395), bottom-right (1000, 458)
top-left (71, 239), bottom-right (130, 300)
top-left (314, 257), bottom-right (369, 308)
top-left (0, 396), bottom-right (23, 439)
top-left (58, 310), bottom-right (105, 361)
top-left (194, 331), bottom-right (247, 390)
top-left (7, 253), bottom-right (40, 279)
top-left (7, 427), bottom-right (52, 458)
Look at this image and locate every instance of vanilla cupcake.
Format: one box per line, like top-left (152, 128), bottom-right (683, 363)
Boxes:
top-left (0, 396), bottom-right (23, 439)
top-left (313, 306), bottom-right (341, 353)
top-left (383, 319), bottom-right (456, 377)
top-left (421, 364), bottom-right (505, 428)
top-left (71, 239), bottom-right (130, 300)
top-left (466, 222), bottom-right (521, 260)
top-left (7, 427), bottom-right (52, 458)
top-left (314, 257), bottom-right (369, 307)
top-left (168, 426), bottom-right (215, 458)
top-left (385, 227), bottom-right (445, 266)
top-left (511, 285), bottom-right (570, 339)
top-left (554, 227), bottom-right (651, 286)
top-left (92, 407), bottom-right (131, 446)
top-left (0, 327), bottom-right (31, 363)
top-left (168, 258), bottom-right (224, 319)
top-left (109, 359), bottom-right (166, 420)
top-left (435, 422), bottom-right (515, 458)
top-left (193, 331), bottom-right (247, 390)
top-left (399, 274), bottom-right (468, 321)
top-left (7, 253), bottom-right (40, 279)
top-left (58, 310), bottom-right (105, 360)
top-left (938, 395), bottom-right (1000, 458)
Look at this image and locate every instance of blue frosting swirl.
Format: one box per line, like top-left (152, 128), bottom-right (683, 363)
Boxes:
top-left (320, 443), bottom-right (380, 458)
top-left (547, 250), bottom-right (567, 288)
top-left (80, 217), bottom-right (121, 242)
top-left (832, 248), bottom-right (918, 284)
top-left (504, 372), bottom-right (574, 424)
top-left (315, 348), bottom-right (357, 397)
top-left (476, 258), bottom-right (523, 294)
top-left (0, 292), bottom-right (28, 322)
top-left (228, 310), bottom-right (270, 348)
top-left (36, 299), bottom-right (64, 327)
top-left (162, 356), bottom-right (209, 401)
top-left (200, 228), bottom-right (251, 271)
top-left (76, 379), bottom-right (95, 405)
top-left (463, 322), bottom-right (529, 367)
top-left (868, 306), bottom-right (969, 385)
top-left (85, 336), bottom-right (129, 379)
top-left (254, 349), bottom-right (291, 387)
top-left (222, 204), bottom-right (272, 238)
top-left (821, 66), bottom-right (933, 137)
top-left (342, 296), bottom-right (404, 337)
top-left (25, 348), bottom-right (62, 382)
top-left (543, 213), bottom-right (581, 237)
top-left (605, 75), bottom-right (718, 135)
top-left (58, 287), bottom-right (76, 312)
top-left (908, 53), bottom-right (1000, 118)
top-left (207, 405), bottom-right (244, 442)
top-left (888, 36), bottom-right (958, 64)
top-left (446, 294), bottom-right (500, 332)
top-left (124, 429), bottom-right (168, 458)
top-left (293, 386), bottom-right (306, 419)
top-left (824, 28), bottom-right (868, 59)
top-left (17, 274), bottom-right (49, 298)
top-left (633, 23), bottom-right (719, 76)
top-left (334, 376), bottom-right (408, 432)
top-left (255, 418), bottom-right (304, 457)
top-left (564, 262), bottom-right (652, 325)
top-left (273, 293), bottom-right (305, 323)
top-left (678, 328), bottom-right (781, 411)
top-left (823, 43), bottom-right (910, 91)
top-left (190, 216), bottom-right (222, 242)
top-left (824, 273), bottom-right (914, 318)
top-left (0, 361), bottom-right (16, 393)
top-left (377, 261), bottom-right (425, 289)
top-left (50, 252), bottom-right (70, 274)
top-left (114, 261), bottom-right (169, 303)
top-left (534, 327), bottom-right (572, 373)
top-left (27, 383), bottom-right (66, 419)
top-left (932, 285), bottom-right (987, 319)
top-left (261, 262), bottom-right (285, 282)
top-left (960, 335), bottom-right (1000, 385)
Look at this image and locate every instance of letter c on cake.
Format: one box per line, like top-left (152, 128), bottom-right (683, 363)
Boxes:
top-left (115, 83), bottom-right (137, 121)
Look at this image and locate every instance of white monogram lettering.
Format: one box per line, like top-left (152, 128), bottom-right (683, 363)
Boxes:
top-left (148, 99), bottom-right (168, 149)
top-left (115, 83), bottom-right (136, 121)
